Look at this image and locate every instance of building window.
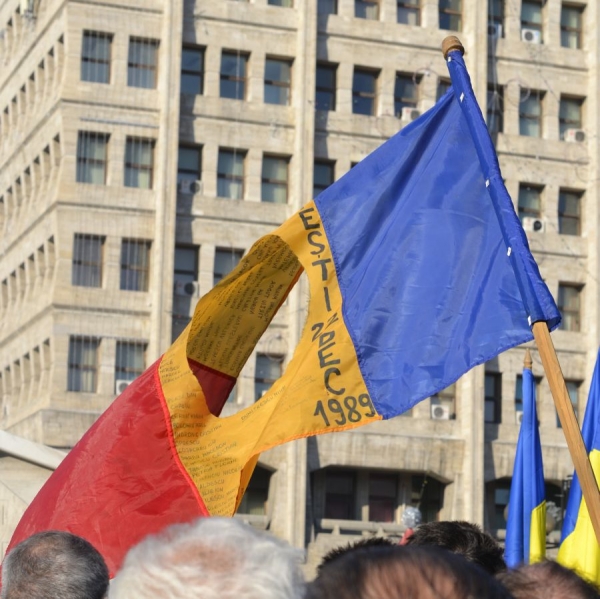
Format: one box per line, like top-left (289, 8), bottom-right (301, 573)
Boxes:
top-left (439, 0), bottom-right (462, 31)
top-left (487, 479), bottom-right (511, 529)
top-left (397, 0), bottom-right (420, 25)
top-left (124, 137), bottom-right (154, 189)
top-left (238, 466), bottom-right (273, 515)
top-left (68, 337), bottom-right (99, 393)
top-left (177, 145), bottom-right (202, 183)
top-left (80, 31), bottom-right (112, 83)
top-left (487, 86), bottom-right (503, 136)
top-left (369, 474), bottom-right (397, 522)
top-left (561, 5), bottom-right (583, 49)
top-left (518, 184), bottom-right (542, 221)
top-left (488, 0), bottom-right (504, 33)
top-left (181, 46), bottom-right (204, 95)
top-left (558, 189), bottom-right (582, 236)
top-left (519, 90), bottom-right (543, 137)
top-left (557, 380), bottom-right (580, 427)
top-left (220, 51), bottom-right (248, 100)
top-left (437, 78), bottom-right (451, 101)
top-left (76, 132), bottom-right (108, 184)
top-left (352, 68), bottom-right (378, 116)
top-left (264, 58), bottom-right (292, 105)
top-left (313, 160), bottom-right (334, 197)
top-left (394, 73), bottom-right (419, 118)
top-left (255, 353), bottom-right (283, 400)
top-left (72, 234), bottom-right (104, 288)
top-left (268, 0), bottom-right (292, 5)
top-left (412, 475), bottom-right (444, 523)
top-left (261, 155), bottom-right (289, 203)
top-left (115, 342), bottom-right (146, 385)
top-left (325, 470), bottom-right (356, 520)
top-left (217, 149), bottom-right (245, 200)
top-left (316, 63), bottom-right (336, 111)
top-left (355, 0), bottom-right (379, 20)
top-left (213, 248), bottom-right (243, 286)
top-left (558, 283), bottom-right (582, 332)
top-left (120, 239), bottom-right (151, 291)
top-left (318, 0), bottom-right (337, 14)
top-left (521, 1), bottom-right (543, 35)
top-left (484, 372), bottom-right (501, 423)
top-left (127, 37), bottom-right (159, 89)
top-left (174, 245), bottom-right (199, 283)
top-left (559, 96), bottom-right (583, 139)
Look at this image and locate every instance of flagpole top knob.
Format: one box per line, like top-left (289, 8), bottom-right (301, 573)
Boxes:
top-left (442, 36), bottom-right (465, 59)
top-left (524, 348), bottom-right (533, 369)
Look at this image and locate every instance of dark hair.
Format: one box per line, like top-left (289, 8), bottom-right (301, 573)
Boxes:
top-left (404, 520), bottom-right (506, 575)
top-left (318, 537), bottom-right (396, 573)
top-left (498, 560), bottom-right (600, 599)
top-left (1, 530), bottom-right (109, 599)
top-left (309, 545), bottom-right (513, 599)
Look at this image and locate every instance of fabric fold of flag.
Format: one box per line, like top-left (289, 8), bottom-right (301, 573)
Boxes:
top-left (558, 349), bottom-right (600, 584)
top-left (7, 49), bottom-right (560, 575)
top-left (505, 364), bottom-right (546, 567)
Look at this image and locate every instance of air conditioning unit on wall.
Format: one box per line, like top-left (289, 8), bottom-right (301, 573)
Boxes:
top-left (488, 23), bottom-right (503, 39)
top-left (521, 28), bottom-right (542, 44)
top-left (564, 128), bottom-right (585, 143)
top-left (174, 279), bottom-right (200, 297)
top-left (401, 107), bottom-right (421, 122)
top-left (521, 216), bottom-right (546, 233)
top-left (115, 379), bottom-right (130, 395)
top-left (431, 404), bottom-right (450, 420)
top-left (177, 179), bottom-right (202, 195)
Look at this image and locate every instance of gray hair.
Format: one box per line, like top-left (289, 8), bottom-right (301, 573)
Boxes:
top-left (109, 517), bottom-right (305, 599)
top-left (1, 530), bottom-right (109, 599)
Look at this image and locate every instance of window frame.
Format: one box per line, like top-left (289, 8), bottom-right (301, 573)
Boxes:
top-left (181, 45), bottom-right (205, 95)
top-left (558, 283), bottom-right (582, 332)
top-left (355, 0), bottom-right (380, 20)
top-left (352, 67), bottom-right (379, 116)
top-left (316, 62), bottom-right (337, 111)
top-left (254, 352), bottom-right (284, 401)
top-left (261, 154), bottom-right (290, 203)
top-left (220, 50), bottom-right (249, 100)
top-left (559, 95), bottom-right (584, 139)
top-left (115, 341), bottom-right (147, 383)
top-left (127, 37), bottom-right (159, 89)
top-left (124, 137), bottom-right (155, 189)
top-left (213, 247), bottom-right (244, 286)
top-left (76, 131), bottom-right (109, 185)
top-left (558, 189), bottom-right (582, 236)
top-left (518, 184), bottom-right (543, 221)
top-left (439, 0), bottom-right (462, 31)
top-left (561, 4), bottom-right (583, 49)
top-left (313, 159), bottom-right (335, 197)
top-left (120, 239), bottom-right (151, 292)
top-left (484, 372), bottom-right (502, 424)
top-left (80, 30), bottom-right (113, 84)
top-left (177, 144), bottom-right (202, 183)
top-left (394, 72), bottom-right (420, 117)
top-left (519, 90), bottom-right (543, 137)
top-left (72, 233), bottom-right (105, 288)
top-left (397, 0), bottom-right (420, 25)
top-left (217, 148), bottom-right (246, 200)
top-left (264, 57), bottom-right (293, 106)
top-left (67, 336), bottom-right (100, 393)
top-left (487, 86), bottom-right (503, 136)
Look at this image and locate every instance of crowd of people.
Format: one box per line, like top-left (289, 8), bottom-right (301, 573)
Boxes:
top-left (1, 518), bottom-right (598, 599)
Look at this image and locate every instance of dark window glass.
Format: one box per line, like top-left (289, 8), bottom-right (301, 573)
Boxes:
top-left (519, 90), bottom-right (543, 137)
top-left (394, 73), bottom-right (419, 117)
top-left (220, 51), bottom-right (248, 100)
top-left (261, 155), bottom-right (289, 203)
top-left (214, 248), bottom-right (243, 286)
top-left (76, 132), bottom-right (108, 184)
top-left (369, 474), bottom-right (396, 522)
top-left (557, 380), bottom-right (580, 427)
top-left (485, 372), bottom-right (502, 423)
top-left (181, 46), bottom-right (204, 95)
top-left (559, 96), bottom-right (583, 139)
top-left (81, 31), bottom-right (112, 83)
top-left (518, 184), bottom-right (542, 221)
top-left (115, 341), bottom-right (146, 383)
top-left (352, 68), bottom-right (378, 116)
top-left (487, 86), bottom-right (503, 136)
top-left (238, 466), bottom-right (273, 515)
top-left (255, 353), bottom-right (283, 400)
top-left (125, 137), bottom-right (154, 189)
top-left (398, 0), bottom-right (420, 25)
top-left (120, 239), bottom-right (151, 291)
top-left (316, 63), bottom-right (337, 111)
top-left (313, 160), bottom-right (334, 197)
top-left (558, 189), bottom-right (582, 236)
top-left (264, 58), bottom-right (292, 105)
top-left (412, 475), bottom-right (444, 523)
top-left (177, 145), bottom-right (202, 183)
top-left (558, 284), bottom-right (582, 332)
top-left (318, 0), bottom-right (337, 14)
top-left (437, 79), bottom-right (451, 101)
top-left (68, 337), bottom-right (99, 392)
top-left (325, 470), bottom-right (356, 520)
top-left (521, 0), bottom-right (543, 33)
top-left (218, 149), bottom-right (245, 200)
top-left (355, 0), bottom-right (379, 19)
top-left (561, 5), bottom-right (583, 49)
top-left (127, 38), bottom-right (159, 89)
top-left (72, 234), bottom-right (104, 287)
top-left (439, 0), bottom-right (462, 30)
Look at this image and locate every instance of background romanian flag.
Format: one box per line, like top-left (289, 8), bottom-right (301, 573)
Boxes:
top-left (558, 349), bottom-right (600, 584)
top-left (6, 50), bottom-right (560, 575)
top-left (505, 357), bottom-right (546, 567)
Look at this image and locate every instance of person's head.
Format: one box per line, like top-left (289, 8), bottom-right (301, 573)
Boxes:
top-left (109, 517), bottom-right (304, 599)
top-left (318, 537), bottom-right (396, 573)
top-left (498, 560), bottom-right (600, 599)
top-left (404, 520), bottom-right (506, 574)
top-left (309, 544), bottom-right (512, 599)
top-left (1, 530), bottom-right (109, 599)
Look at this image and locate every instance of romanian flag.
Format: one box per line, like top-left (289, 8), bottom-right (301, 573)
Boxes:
top-left (6, 50), bottom-right (560, 574)
top-left (558, 349), bottom-right (600, 584)
top-left (505, 360), bottom-right (546, 567)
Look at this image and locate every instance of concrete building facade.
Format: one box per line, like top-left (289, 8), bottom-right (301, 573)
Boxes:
top-left (0, 0), bottom-right (596, 569)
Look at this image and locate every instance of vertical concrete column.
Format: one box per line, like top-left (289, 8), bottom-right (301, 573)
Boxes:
top-left (458, 365), bottom-right (485, 524)
top-left (205, 45), bottom-right (222, 99)
top-left (504, 0), bottom-right (522, 43)
top-left (503, 80), bottom-right (521, 137)
top-left (148, 0), bottom-right (184, 360)
top-left (544, 0), bottom-right (561, 48)
top-left (283, 0), bottom-right (318, 550)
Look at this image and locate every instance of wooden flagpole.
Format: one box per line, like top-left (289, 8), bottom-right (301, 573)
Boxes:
top-left (533, 322), bottom-right (600, 544)
top-left (441, 34), bottom-right (600, 544)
